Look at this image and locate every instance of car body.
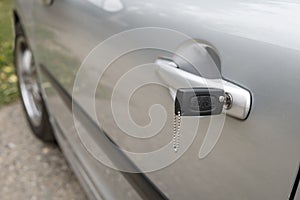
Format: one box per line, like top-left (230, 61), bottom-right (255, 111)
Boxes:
top-left (12, 0), bottom-right (300, 199)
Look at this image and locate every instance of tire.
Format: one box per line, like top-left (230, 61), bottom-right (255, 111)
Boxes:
top-left (14, 23), bottom-right (56, 142)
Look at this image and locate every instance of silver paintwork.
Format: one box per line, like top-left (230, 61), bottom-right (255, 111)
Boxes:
top-left (40, 0), bottom-right (54, 6)
top-left (13, 0), bottom-right (300, 199)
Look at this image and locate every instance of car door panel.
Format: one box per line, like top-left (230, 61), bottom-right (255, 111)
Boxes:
top-left (31, 0), bottom-right (145, 199)
top-left (29, 0), bottom-right (300, 199)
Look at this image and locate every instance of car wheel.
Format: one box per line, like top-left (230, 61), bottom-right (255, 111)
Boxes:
top-left (14, 23), bottom-right (55, 142)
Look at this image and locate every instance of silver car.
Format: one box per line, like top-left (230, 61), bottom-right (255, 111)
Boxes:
top-left (12, 0), bottom-right (300, 199)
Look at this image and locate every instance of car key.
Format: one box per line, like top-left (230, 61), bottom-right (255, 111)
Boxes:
top-left (173, 88), bottom-right (225, 152)
top-left (175, 88), bottom-right (225, 116)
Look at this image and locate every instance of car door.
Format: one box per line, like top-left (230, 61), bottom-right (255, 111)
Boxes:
top-left (31, 0), bottom-right (144, 199)
top-left (33, 0), bottom-right (300, 199)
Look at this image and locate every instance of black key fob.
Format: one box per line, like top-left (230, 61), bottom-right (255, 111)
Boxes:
top-left (175, 88), bottom-right (225, 116)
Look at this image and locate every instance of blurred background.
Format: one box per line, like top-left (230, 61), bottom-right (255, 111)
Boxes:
top-left (0, 1), bottom-right (86, 199)
top-left (0, 0), bottom-right (18, 107)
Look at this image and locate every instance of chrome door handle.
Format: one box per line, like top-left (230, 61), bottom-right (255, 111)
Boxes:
top-left (156, 58), bottom-right (252, 120)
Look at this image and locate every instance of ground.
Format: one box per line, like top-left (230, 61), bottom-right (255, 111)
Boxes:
top-left (0, 101), bottom-right (87, 200)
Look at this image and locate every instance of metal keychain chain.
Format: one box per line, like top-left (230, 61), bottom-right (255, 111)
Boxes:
top-left (173, 111), bottom-right (181, 152)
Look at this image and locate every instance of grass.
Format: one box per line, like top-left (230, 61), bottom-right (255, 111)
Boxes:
top-left (0, 0), bottom-right (18, 107)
